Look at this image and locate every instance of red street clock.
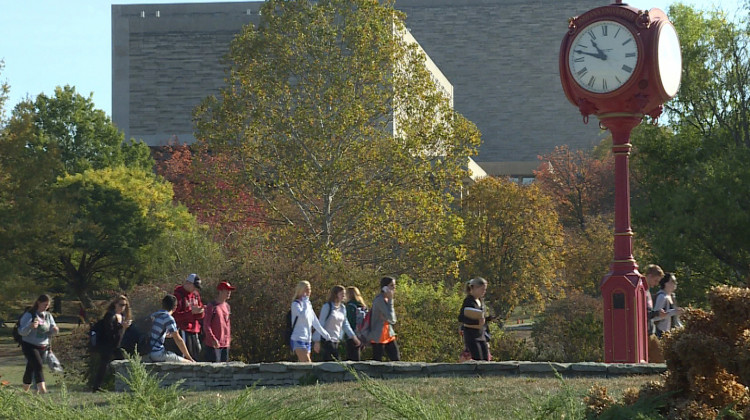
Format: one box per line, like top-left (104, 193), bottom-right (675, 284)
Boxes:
top-left (559, 2), bottom-right (681, 120)
top-left (559, 1), bottom-right (682, 363)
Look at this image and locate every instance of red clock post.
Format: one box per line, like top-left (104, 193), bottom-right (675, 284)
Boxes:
top-left (559, 1), bottom-right (681, 363)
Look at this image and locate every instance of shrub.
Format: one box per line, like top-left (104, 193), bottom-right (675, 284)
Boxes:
top-left (531, 293), bottom-right (603, 362)
top-left (489, 330), bottom-right (535, 362)
top-left (393, 277), bottom-right (464, 362)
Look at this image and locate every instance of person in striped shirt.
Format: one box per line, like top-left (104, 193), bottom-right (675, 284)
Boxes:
top-left (149, 295), bottom-right (195, 363)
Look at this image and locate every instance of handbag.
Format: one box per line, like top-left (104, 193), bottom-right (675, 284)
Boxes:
top-left (43, 349), bottom-right (63, 373)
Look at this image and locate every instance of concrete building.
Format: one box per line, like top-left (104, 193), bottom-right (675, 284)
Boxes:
top-left (112, 0), bottom-right (606, 177)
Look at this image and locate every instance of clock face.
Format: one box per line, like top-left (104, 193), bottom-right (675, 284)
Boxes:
top-left (656, 22), bottom-right (681, 98)
top-left (567, 20), bottom-right (639, 94)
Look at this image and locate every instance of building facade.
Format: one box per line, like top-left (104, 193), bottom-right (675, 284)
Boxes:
top-left (113, 0), bottom-right (606, 176)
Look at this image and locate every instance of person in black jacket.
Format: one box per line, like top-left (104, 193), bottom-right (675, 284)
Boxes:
top-left (457, 277), bottom-right (495, 361)
top-left (92, 295), bottom-right (132, 391)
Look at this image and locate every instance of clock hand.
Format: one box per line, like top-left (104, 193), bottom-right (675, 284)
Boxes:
top-left (574, 49), bottom-right (606, 60)
top-left (590, 40), bottom-right (608, 60)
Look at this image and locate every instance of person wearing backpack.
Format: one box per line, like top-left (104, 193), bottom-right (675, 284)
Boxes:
top-left (313, 285), bottom-right (361, 361)
top-left (17, 294), bottom-right (59, 394)
top-left (653, 272), bottom-right (685, 338)
top-left (368, 276), bottom-right (400, 362)
top-left (202, 281), bottom-right (235, 362)
top-left (91, 295), bottom-right (132, 392)
top-left (149, 294), bottom-right (195, 363)
top-left (290, 281), bottom-right (332, 362)
top-left (345, 286), bottom-right (367, 361)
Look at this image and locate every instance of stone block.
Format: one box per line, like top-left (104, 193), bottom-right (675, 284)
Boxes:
top-left (392, 362), bottom-right (427, 372)
top-left (518, 362), bottom-right (570, 374)
top-left (570, 362), bottom-right (609, 375)
top-left (259, 363), bottom-right (291, 373)
top-left (318, 362), bottom-right (347, 373)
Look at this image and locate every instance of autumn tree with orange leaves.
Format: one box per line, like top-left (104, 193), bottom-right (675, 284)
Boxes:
top-left (534, 145), bottom-right (614, 230)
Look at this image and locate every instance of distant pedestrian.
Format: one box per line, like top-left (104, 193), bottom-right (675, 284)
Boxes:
top-left (17, 294), bottom-right (59, 394)
top-left (314, 285), bottom-right (360, 361)
top-left (203, 281), bottom-right (235, 362)
top-left (149, 294), bottom-right (195, 363)
top-left (92, 295), bottom-right (132, 391)
top-left (173, 273), bottom-right (204, 361)
top-left (369, 276), bottom-right (400, 362)
top-left (345, 286), bottom-right (367, 361)
top-left (458, 277), bottom-right (494, 361)
top-left (643, 264), bottom-right (666, 362)
top-left (653, 272), bottom-right (684, 338)
top-left (290, 281), bottom-right (332, 362)
top-left (643, 264), bottom-right (666, 336)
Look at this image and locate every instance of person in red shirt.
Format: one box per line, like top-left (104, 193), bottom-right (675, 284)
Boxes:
top-left (203, 281), bottom-right (235, 362)
top-left (173, 273), bottom-right (204, 361)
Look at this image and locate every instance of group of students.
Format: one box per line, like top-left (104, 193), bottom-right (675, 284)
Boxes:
top-left (289, 276), bottom-right (401, 363)
top-left (17, 272), bottom-right (498, 393)
top-left (15, 274), bottom-right (236, 393)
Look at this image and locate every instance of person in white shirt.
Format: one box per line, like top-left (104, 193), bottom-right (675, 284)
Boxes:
top-left (290, 281), bottom-right (332, 362)
top-left (653, 272), bottom-right (685, 338)
top-left (313, 285), bottom-right (361, 361)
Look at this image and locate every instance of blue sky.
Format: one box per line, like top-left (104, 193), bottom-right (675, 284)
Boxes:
top-left (0, 0), bottom-right (746, 118)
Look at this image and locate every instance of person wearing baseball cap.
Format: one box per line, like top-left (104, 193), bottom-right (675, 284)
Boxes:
top-left (172, 273), bottom-right (205, 361)
top-left (203, 281), bottom-right (236, 362)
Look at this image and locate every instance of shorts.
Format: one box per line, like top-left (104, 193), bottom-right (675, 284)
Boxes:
top-left (290, 340), bottom-right (311, 352)
top-left (149, 350), bottom-right (188, 363)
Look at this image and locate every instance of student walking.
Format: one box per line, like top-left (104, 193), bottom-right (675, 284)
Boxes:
top-left (313, 285), bottom-right (361, 361)
top-left (458, 277), bottom-right (494, 361)
top-left (653, 272), bottom-right (684, 338)
top-left (203, 281), bottom-right (235, 362)
top-left (290, 281), bottom-right (332, 362)
top-left (92, 295), bottom-right (132, 391)
top-left (369, 276), bottom-right (400, 362)
top-left (17, 294), bottom-right (59, 394)
top-left (345, 286), bottom-right (367, 361)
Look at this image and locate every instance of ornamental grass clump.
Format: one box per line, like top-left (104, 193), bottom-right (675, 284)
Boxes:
top-left (586, 285), bottom-right (750, 419)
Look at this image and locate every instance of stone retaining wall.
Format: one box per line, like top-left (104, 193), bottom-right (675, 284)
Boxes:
top-left (111, 360), bottom-right (666, 392)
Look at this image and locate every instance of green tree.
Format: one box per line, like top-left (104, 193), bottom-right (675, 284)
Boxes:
top-left (195, 0), bottom-right (480, 278)
top-left (631, 4), bottom-right (750, 303)
top-left (461, 177), bottom-right (564, 319)
top-left (15, 85), bottom-right (152, 175)
top-left (30, 168), bottom-right (160, 306)
top-left (0, 86), bottom-right (153, 302)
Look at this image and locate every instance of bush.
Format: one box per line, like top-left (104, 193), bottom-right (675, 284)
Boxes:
top-left (393, 277), bottom-right (465, 362)
top-left (489, 330), bottom-right (535, 362)
top-left (531, 293), bottom-right (603, 362)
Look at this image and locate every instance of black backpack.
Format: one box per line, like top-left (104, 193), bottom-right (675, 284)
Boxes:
top-left (11, 310), bottom-right (33, 346)
top-left (88, 317), bottom-right (106, 349)
top-left (284, 300), bottom-right (300, 346)
top-left (120, 314), bottom-right (156, 356)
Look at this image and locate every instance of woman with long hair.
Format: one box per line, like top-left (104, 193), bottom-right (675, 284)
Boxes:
top-left (290, 281), bottom-right (332, 362)
top-left (345, 286), bottom-right (367, 361)
top-left (653, 272), bottom-right (684, 338)
top-left (457, 277), bottom-right (494, 361)
top-left (313, 285), bottom-right (361, 361)
top-left (17, 294), bottom-right (59, 394)
top-left (92, 294), bottom-right (132, 391)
